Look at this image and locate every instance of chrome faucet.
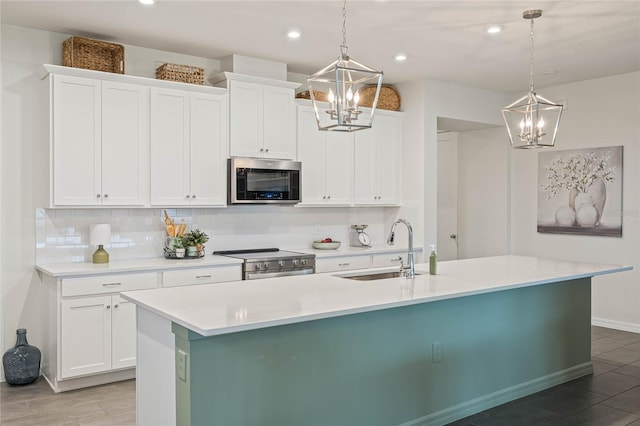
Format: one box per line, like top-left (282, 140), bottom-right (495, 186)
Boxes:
top-left (386, 219), bottom-right (415, 278)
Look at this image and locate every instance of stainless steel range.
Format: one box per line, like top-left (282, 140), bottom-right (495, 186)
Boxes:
top-left (213, 248), bottom-right (315, 280)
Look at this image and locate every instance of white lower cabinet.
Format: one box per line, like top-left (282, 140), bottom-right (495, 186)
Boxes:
top-left (60, 294), bottom-right (136, 378)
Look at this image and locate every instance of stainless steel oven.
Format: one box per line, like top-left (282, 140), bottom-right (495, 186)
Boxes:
top-left (228, 157), bottom-right (301, 204)
top-left (213, 248), bottom-right (315, 280)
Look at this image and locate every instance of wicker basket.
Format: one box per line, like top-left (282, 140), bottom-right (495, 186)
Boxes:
top-left (63, 36), bottom-right (124, 74)
top-left (295, 90), bottom-right (328, 102)
top-left (359, 85), bottom-right (401, 111)
top-left (156, 63), bottom-right (205, 85)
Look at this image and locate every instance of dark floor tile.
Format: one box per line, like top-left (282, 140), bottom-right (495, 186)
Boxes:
top-left (614, 364), bottom-right (640, 379)
top-left (597, 348), bottom-right (640, 365)
top-left (628, 419), bottom-right (640, 426)
top-left (550, 403), bottom-right (640, 426)
top-left (592, 326), bottom-right (615, 336)
top-left (528, 380), bottom-right (609, 417)
top-left (593, 359), bottom-right (621, 376)
top-left (467, 398), bottom-right (561, 426)
top-left (592, 338), bottom-right (629, 355)
top-left (601, 386), bottom-right (640, 415)
top-left (606, 331), bottom-right (640, 345)
top-left (570, 372), bottom-right (640, 397)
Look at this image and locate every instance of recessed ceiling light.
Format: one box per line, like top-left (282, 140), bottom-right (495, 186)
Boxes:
top-left (485, 25), bottom-right (504, 34)
top-left (286, 29), bottom-right (301, 39)
top-left (139, 0), bottom-right (154, 5)
top-left (394, 53), bottom-right (408, 62)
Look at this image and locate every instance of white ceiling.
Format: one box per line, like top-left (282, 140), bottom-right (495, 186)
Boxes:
top-left (2, 1), bottom-right (639, 93)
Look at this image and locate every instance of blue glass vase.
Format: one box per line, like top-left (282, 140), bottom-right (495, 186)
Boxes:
top-left (3, 329), bottom-right (41, 385)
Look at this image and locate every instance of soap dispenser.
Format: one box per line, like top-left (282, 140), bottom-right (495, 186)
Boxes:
top-left (429, 244), bottom-right (437, 275)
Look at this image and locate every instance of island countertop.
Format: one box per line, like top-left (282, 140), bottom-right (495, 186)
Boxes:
top-left (121, 255), bottom-right (631, 337)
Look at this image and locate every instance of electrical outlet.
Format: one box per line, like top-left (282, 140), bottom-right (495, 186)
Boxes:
top-left (177, 349), bottom-right (188, 382)
top-left (432, 342), bottom-right (443, 363)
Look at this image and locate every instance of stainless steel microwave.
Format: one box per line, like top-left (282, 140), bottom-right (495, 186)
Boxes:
top-left (228, 157), bottom-right (301, 204)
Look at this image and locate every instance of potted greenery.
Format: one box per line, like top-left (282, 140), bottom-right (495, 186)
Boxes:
top-left (181, 229), bottom-right (209, 257)
top-left (172, 237), bottom-right (185, 258)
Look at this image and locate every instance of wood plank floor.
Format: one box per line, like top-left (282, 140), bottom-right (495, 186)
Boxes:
top-left (1, 326), bottom-right (638, 425)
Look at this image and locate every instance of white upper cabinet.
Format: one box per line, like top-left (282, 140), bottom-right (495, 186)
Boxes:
top-left (150, 88), bottom-right (227, 206)
top-left (297, 106), bottom-right (353, 206)
top-left (219, 73), bottom-right (298, 160)
top-left (52, 74), bottom-right (148, 206)
top-left (353, 111), bottom-right (403, 206)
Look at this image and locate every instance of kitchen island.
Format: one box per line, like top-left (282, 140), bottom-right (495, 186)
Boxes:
top-left (122, 255), bottom-right (630, 426)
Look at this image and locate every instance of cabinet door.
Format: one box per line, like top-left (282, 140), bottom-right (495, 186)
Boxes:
top-left (189, 92), bottom-right (227, 206)
top-left (101, 81), bottom-right (149, 206)
top-left (111, 295), bottom-right (137, 369)
top-left (61, 296), bottom-right (111, 378)
top-left (263, 85), bottom-right (295, 159)
top-left (354, 113), bottom-right (400, 205)
top-left (229, 80), bottom-right (262, 157)
top-left (150, 87), bottom-right (190, 205)
top-left (324, 131), bottom-right (353, 205)
top-left (373, 114), bottom-right (400, 205)
top-left (52, 75), bottom-right (101, 206)
top-left (297, 107), bottom-right (326, 204)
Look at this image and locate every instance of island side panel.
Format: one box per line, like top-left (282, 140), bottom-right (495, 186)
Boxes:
top-left (174, 278), bottom-right (592, 426)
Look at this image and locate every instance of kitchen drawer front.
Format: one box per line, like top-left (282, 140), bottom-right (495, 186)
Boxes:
top-left (371, 253), bottom-right (406, 269)
top-left (315, 255), bottom-right (371, 273)
top-left (62, 272), bottom-right (158, 297)
top-left (162, 265), bottom-right (242, 288)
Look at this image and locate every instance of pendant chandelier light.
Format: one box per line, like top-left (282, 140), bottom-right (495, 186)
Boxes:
top-left (502, 10), bottom-right (563, 149)
top-left (307, 0), bottom-right (383, 132)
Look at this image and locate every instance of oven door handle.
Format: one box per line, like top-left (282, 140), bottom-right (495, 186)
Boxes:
top-left (245, 268), bottom-right (315, 280)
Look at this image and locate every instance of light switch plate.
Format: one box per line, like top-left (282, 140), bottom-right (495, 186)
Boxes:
top-left (177, 349), bottom-right (188, 382)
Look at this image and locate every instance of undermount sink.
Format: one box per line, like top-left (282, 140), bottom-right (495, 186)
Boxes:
top-left (337, 270), bottom-right (423, 281)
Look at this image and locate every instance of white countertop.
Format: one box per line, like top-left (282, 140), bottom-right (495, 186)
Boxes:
top-left (121, 255), bottom-right (631, 337)
top-left (35, 255), bottom-right (243, 277)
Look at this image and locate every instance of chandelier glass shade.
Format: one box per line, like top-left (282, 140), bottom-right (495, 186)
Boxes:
top-left (307, 0), bottom-right (383, 132)
top-left (502, 10), bottom-right (563, 149)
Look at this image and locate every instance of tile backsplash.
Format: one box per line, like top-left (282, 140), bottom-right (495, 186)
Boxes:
top-left (35, 206), bottom-right (390, 264)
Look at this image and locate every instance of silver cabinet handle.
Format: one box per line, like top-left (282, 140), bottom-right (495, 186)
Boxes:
top-left (106, 305), bottom-right (111, 309)
top-left (192, 194), bottom-right (196, 199)
top-left (265, 148), bottom-right (269, 153)
top-left (102, 282), bottom-right (122, 287)
top-left (259, 148), bottom-right (264, 152)
top-left (114, 304), bottom-right (119, 309)
top-left (338, 262), bottom-right (350, 267)
top-left (391, 257), bottom-right (402, 263)
top-left (96, 194), bottom-right (101, 198)
top-left (186, 195), bottom-right (191, 198)
top-left (196, 275), bottom-right (212, 279)
top-left (104, 194), bottom-right (109, 198)
top-left (327, 195), bottom-right (331, 199)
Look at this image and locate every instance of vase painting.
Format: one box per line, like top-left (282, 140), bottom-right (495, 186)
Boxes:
top-left (538, 146), bottom-right (622, 237)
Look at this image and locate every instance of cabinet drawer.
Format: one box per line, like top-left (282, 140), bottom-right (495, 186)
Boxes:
top-left (315, 255), bottom-right (371, 273)
top-left (162, 265), bottom-right (242, 288)
top-left (371, 253), bottom-right (405, 269)
top-left (62, 272), bottom-right (158, 297)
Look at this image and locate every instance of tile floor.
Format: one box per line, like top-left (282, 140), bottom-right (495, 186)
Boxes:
top-left (0, 326), bottom-right (638, 425)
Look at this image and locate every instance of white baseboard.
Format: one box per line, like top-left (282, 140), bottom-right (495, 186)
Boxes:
top-left (399, 362), bottom-right (593, 426)
top-left (592, 317), bottom-right (640, 333)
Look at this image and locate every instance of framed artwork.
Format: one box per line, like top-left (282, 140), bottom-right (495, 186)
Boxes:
top-left (538, 146), bottom-right (623, 237)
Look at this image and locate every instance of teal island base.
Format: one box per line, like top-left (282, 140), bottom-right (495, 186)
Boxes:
top-left (173, 278), bottom-right (592, 426)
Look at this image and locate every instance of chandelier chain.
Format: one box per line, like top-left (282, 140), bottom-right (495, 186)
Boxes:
top-left (341, 0), bottom-right (348, 47)
top-left (529, 17), bottom-right (535, 93)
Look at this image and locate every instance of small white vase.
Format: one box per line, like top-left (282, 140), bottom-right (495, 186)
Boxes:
top-left (576, 205), bottom-right (599, 227)
top-left (175, 248), bottom-right (186, 258)
top-left (555, 206), bottom-right (576, 226)
top-left (186, 246), bottom-right (198, 257)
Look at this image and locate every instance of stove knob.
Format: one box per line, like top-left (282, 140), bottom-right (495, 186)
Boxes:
top-left (301, 259), bottom-right (307, 266)
top-left (262, 262), bottom-right (270, 270)
top-left (278, 260), bottom-right (286, 268)
top-left (292, 259), bottom-right (300, 267)
top-left (254, 262), bottom-right (262, 271)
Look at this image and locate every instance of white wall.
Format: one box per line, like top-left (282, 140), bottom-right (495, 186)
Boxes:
top-left (510, 72), bottom-right (640, 332)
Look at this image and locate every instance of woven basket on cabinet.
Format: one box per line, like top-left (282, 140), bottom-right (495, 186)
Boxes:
top-left (156, 63), bottom-right (205, 85)
top-left (62, 36), bottom-right (124, 74)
